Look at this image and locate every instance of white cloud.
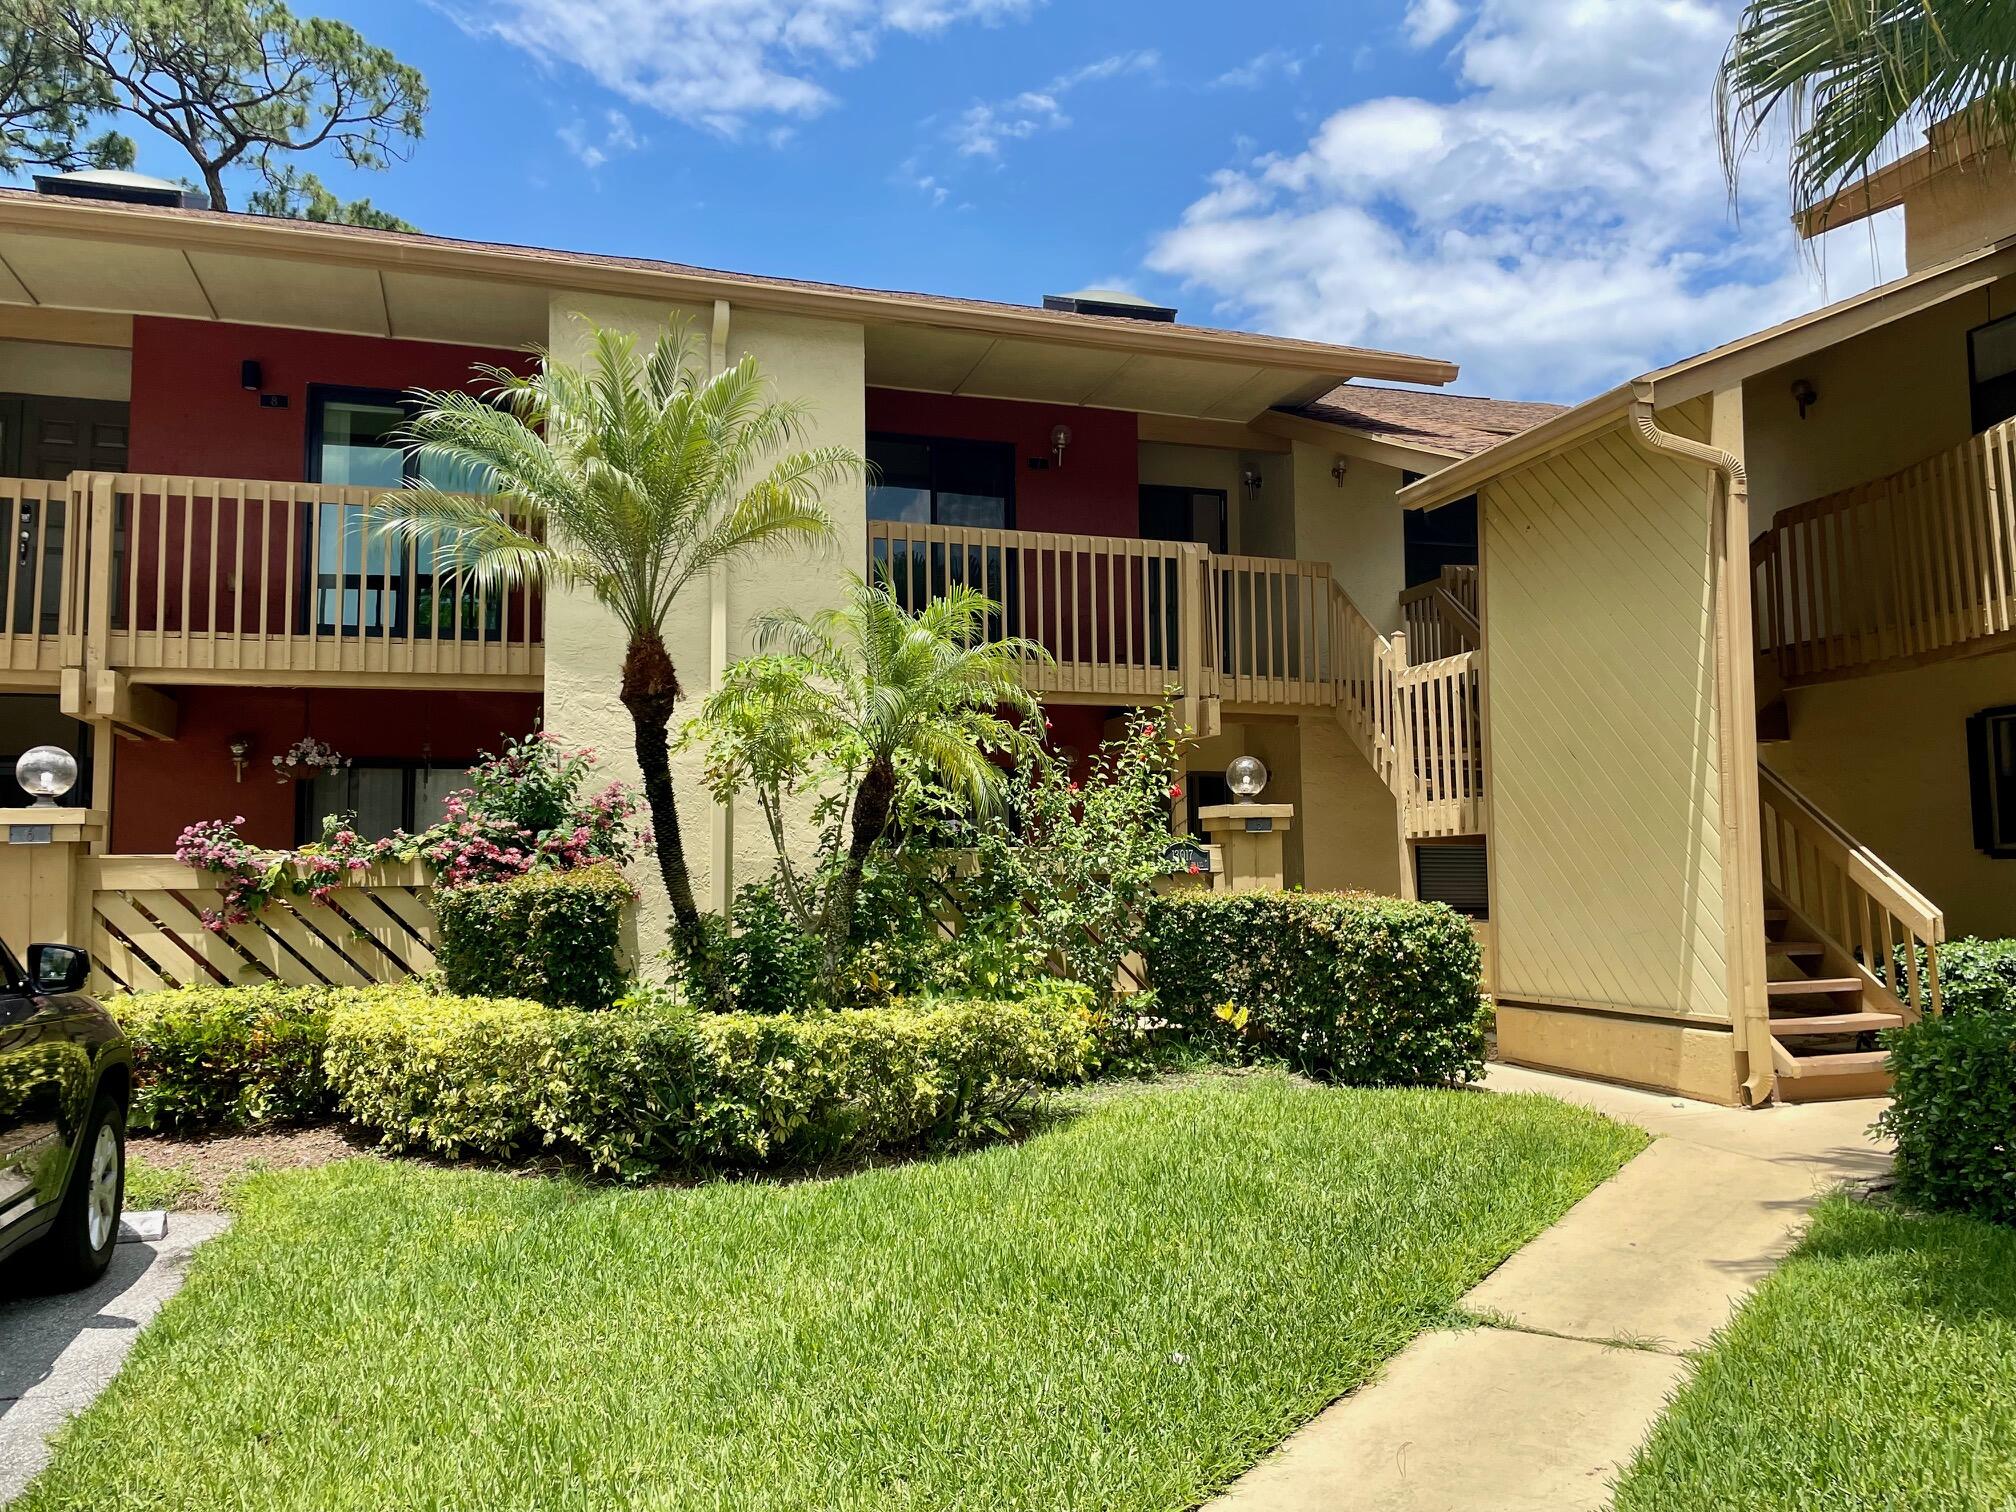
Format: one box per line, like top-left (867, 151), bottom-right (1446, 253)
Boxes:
top-left (1404, 0), bottom-right (1465, 47)
top-left (1211, 48), bottom-right (1311, 91)
top-left (439, 0), bottom-right (1040, 135)
top-left (1147, 0), bottom-right (1905, 401)
top-left (950, 50), bottom-right (1159, 158)
top-left (559, 109), bottom-right (642, 170)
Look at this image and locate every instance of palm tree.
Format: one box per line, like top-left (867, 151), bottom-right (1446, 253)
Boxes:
top-left (691, 574), bottom-right (1046, 986)
top-left (1719, 0), bottom-right (2016, 221)
top-left (375, 320), bottom-right (860, 978)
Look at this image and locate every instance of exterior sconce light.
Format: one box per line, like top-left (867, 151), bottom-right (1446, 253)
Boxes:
top-left (1050, 424), bottom-right (1072, 467)
top-left (229, 734), bottom-right (253, 783)
top-left (1792, 378), bottom-right (1818, 420)
top-left (1241, 467), bottom-right (1263, 500)
top-left (1331, 456), bottom-right (1349, 487)
top-left (241, 359), bottom-right (263, 392)
top-left (16, 745), bottom-right (78, 808)
top-left (1226, 754), bottom-right (1268, 802)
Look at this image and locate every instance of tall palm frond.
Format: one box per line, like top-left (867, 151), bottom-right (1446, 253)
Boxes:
top-left (1719, 0), bottom-right (2016, 220)
top-left (370, 318), bottom-right (860, 985)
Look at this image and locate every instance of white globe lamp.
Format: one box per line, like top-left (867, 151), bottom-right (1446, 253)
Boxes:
top-left (1226, 755), bottom-right (1268, 802)
top-left (16, 745), bottom-right (78, 808)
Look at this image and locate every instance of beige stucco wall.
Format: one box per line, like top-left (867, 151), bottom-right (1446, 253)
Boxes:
top-left (0, 339), bottom-right (131, 401)
top-left (541, 293), bottom-right (865, 965)
top-left (1767, 654), bottom-right (2016, 939)
top-left (1482, 411), bottom-right (1732, 1023)
top-left (1290, 440), bottom-right (1407, 632)
top-left (1742, 281), bottom-right (2014, 530)
top-left (1904, 152), bottom-right (2016, 272)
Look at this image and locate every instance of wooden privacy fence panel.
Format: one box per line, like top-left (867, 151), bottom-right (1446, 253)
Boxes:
top-left (65, 472), bottom-right (543, 684)
top-left (84, 855), bottom-right (439, 993)
top-left (869, 520), bottom-right (1208, 703)
top-left (1758, 766), bottom-right (1944, 1020)
top-left (1753, 416), bottom-right (2016, 684)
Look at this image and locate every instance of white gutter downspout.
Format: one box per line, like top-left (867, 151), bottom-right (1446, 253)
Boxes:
top-left (1626, 391), bottom-right (1777, 1108)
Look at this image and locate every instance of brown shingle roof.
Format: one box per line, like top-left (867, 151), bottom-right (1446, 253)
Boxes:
top-left (1290, 384), bottom-right (1566, 459)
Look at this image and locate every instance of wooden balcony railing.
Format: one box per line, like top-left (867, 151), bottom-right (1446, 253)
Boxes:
top-left (1399, 565), bottom-right (1481, 662)
top-left (1753, 416), bottom-right (2016, 685)
top-left (0, 472), bottom-right (544, 691)
top-left (870, 519), bottom-right (1486, 838)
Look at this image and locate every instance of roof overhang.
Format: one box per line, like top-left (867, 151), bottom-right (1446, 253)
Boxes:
top-left (1399, 235), bottom-right (2016, 511)
top-left (1253, 407), bottom-right (1467, 471)
top-left (0, 191), bottom-right (1460, 423)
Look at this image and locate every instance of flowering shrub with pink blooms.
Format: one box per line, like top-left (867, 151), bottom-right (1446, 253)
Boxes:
top-left (174, 733), bottom-right (645, 932)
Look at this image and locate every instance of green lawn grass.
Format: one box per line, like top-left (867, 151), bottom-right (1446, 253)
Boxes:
top-left (1615, 1195), bottom-right (2016, 1510)
top-left (122, 1151), bottom-right (200, 1211)
top-left (24, 1074), bottom-right (1641, 1512)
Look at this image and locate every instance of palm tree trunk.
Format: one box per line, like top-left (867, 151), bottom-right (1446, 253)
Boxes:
top-left (822, 755), bottom-right (897, 991)
top-left (620, 628), bottom-right (713, 996)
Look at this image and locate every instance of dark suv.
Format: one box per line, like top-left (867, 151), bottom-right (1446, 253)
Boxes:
top-left (0, 942), bottom-right (131, 1290)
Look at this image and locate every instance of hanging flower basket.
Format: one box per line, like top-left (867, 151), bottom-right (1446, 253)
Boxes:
top-left (273, 737), bottom-right (350, 784)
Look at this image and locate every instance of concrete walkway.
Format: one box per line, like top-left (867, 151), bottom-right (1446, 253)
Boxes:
top-left (0, 1212), bottom-right (230, 1503)
top-left (1210, 1065), bottom-right (1892, 1512)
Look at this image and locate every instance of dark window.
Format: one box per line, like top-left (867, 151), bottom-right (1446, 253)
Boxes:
top-left (1139, 485), bottom-right (1228, 552)
top-left (867, 434), bottom-right (1014, 529)
top-left (1415, 841), bottom-right (1489, 918)
top-left (1969, 314), bottom-right (2016, 435)
top-left (297, 759), bottom-right (470, 844)
top-left (1182, 769), bottom-right (1231, 839)
top-left (1404, 494), bottom-right (1478, 588)
top-left (1968, 705), bottom-right (2016, 859)
top-left (305, 385), bottom-right (496, 639)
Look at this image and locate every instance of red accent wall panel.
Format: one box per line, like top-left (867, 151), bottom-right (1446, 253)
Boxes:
top-left (864, 389), bottom-right (1140, 537)
top-left (127, 317), bottom-right (530, 479)
top-left (112, 687), bottom-right (541, 853)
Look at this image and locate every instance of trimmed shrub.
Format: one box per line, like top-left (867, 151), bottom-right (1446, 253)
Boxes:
top-left (435, 863), bottom-right (635, 1010)
top-left (1142, 890), bottom-right (1490, 1086)
top-left (115, 984), bottom-right (338, 1131)
top-left (1893, 937), bottom-right (2016, 1017)
top-left (322, 985), bottom-right (1097, 1177)
top-left (1879, 1009), bottom-right (2016, 1225)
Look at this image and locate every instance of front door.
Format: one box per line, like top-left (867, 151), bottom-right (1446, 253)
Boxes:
top-left (1137, 486), bottom-right (1227, 668)
top-left (0, 396), bottom-right (128, 638)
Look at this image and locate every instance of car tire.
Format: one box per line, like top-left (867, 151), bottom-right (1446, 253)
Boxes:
top-left (27, 1093), bottom-right (125, 1291)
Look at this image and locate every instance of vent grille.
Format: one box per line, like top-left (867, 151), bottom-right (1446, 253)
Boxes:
top-left (1415, 842), bottom-right (1488, 919)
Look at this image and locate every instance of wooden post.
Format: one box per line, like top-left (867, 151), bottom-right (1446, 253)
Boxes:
top-left (1388, 631), bottom-right (1418, 899)
top-left (1198, 803), bottom-right (1293, 893)
top-left (0, 807), bottom-right (106, 952)
top-left (81, 473), bottom-right (117, 723)
top-left (1175, 543), bottom-right (1206, 736)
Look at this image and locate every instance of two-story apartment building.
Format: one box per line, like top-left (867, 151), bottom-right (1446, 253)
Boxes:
top-left (0, 171), bottom-right (1544, 977)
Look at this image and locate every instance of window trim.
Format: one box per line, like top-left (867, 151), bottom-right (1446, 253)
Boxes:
top-left (866, 431), bottom-right (1018, 530)
top-left (294, 756), bottom-right (472, 846)
top-left (1966, 312), bottom-right (2016, 436)
top-left (1968, 704), bottom-right (2016, 860)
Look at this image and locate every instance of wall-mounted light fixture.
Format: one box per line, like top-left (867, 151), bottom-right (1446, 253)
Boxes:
top-left (241, 359), bottom-right (263, 392)
top-left (228, 734), bottom-right (253, 783)
top-left (1050, 424), bottom-right (1072, 467)
top-left (1792, 377), bottom-right (1818, 420)
top-left (1241, 467), bottom-right (1263, 501)
top-left (1331, 456), bottom-right (1350, 487)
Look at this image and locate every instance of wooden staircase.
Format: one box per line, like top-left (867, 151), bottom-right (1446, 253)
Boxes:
top-left (1757, 766), bottom-right (1945, 1103)
top-left (1762, 903), bottom-right (1906, 1101)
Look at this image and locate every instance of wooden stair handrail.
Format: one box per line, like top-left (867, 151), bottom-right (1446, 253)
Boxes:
top-left (1758, 762), bottom-right (1944, 1018)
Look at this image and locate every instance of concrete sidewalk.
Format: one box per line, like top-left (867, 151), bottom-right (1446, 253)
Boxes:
top-left (0, 1212), bottom-right (230, 1503)
top-left (1209, 1065), bottom-right (1891, 1512)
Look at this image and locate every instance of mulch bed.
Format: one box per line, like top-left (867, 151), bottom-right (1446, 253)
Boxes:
top-left (130, 1126), bottom-right (378, 1210)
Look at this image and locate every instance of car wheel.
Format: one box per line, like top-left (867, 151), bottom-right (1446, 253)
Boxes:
top-left (28, 1094), bottom-right (125, 1291)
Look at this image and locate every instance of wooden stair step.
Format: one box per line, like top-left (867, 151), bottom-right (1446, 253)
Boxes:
top-left (1765, 939), bottom-right (1823, 958)
top-left (1767, 978), bottom-right (1864, 998)
top-left (1779, 1049), bottom-right (1889, 1078)
top-left (1763, 907), bottom-right (1789, 924)
top-left (1771, 1011), bottom-right (1904, 1037)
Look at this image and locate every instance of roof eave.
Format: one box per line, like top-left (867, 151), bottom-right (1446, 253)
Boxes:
top-left (0, 192), bottom-right (1463, 387)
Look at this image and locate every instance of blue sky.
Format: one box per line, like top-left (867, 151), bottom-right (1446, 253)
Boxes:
top-left (97, 0), bottom-right (1905, 402)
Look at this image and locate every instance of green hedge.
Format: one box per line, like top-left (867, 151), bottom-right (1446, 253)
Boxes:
top-left (1893, 937), bottom-right (2016, 1017)
top-left (434, 864), bottom-right (634, 1010)
top-left (1142, 890), bottom-right (1490, 1086)
top-left (322, 985), bottom-right (1096, 1177)
top-left (115, 983), bottom-right (340, 1131)
top-left (1879, 1008), bottom-right (2016, 1225)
